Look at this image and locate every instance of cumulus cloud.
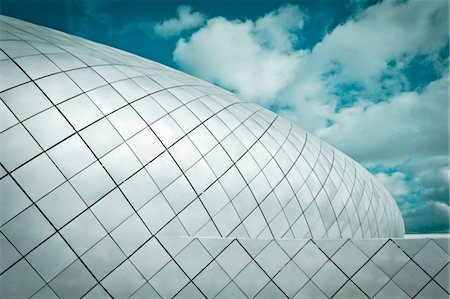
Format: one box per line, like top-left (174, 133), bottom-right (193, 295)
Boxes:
top-left (316, 75), bottom-right (449, 163)
top-left (170, 0), bottom-right (449, 233)
top-left (174, 5), bottom-right (305, 101)
top-left (375, 172), bottom-right (410, 197)
top-left (154, 5), bottom-right (206, 38)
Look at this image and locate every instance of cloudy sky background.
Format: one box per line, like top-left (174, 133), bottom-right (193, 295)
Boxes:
top-left (3, 0), bottom-right (449, 234)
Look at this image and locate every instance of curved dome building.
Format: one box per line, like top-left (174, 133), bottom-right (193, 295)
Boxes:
top-left (2, 16), bottom-right (448, 299)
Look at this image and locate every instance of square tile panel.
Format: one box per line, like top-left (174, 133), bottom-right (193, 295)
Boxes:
top-left (47, 134), bottom-right (96, 178)
top-left (12, 153), bottom-right (65, 201)
top-left (108, 106), bottom-right (146, 140)
top-left (49, 260), bottom-right (96, 299)
top-left (36, 72), bottom-right (82, 104)
top-left (58, 94), bottom-right (103, 130)
top-left (102, 260), bottom-right (146, 299)
top-left (174, 239), bottom-right (212, 278)
top-left (24, 107), bottom-right (74, 149)
top-left (293, 240), bottom-right (328, 278)
top-left (37, 182), bottom-right (86, 229)
top-left (371, 240), bottom-right (410, 277)
top-left (100, 143), bottom-right (142, 184)
top-left (233, 261), bottom-right (270, 298)
top-left (111, 213), bottom-right (151, 256)
top-left (15, 55), bottom-right (59, 79)
top-left (150, 114), bottom-right (185, 147)
top-left (91, 189), bottom-right (134, 232)
top-left (392, 260), bottom-right (431, 297)
top-left (131, 237), bottom-right (171, 280)
top-left (81, 235), bottom-right (125, 280)
top-left (193, 260), bottom-right (231, 298)
top-left (119, 169), bottom-right (159, 210)
top-left (111, 78), bottom-right (146, 103)
top-left (352, 260), bottom-right (389, 297)
top-left (149, 260), bottom-right (189, 299)
top-left (412, 240), bottom-right (449, 276)
top-left (1, 82), bottom-right (52, 121)
top-left (1, 204), bottom-right (55, 255)
top-left (79, 118), bottom-right (123, 158)
top-left (0, 259), bottom-right (45, 299)
top-left (70, 161), bottom-right (115, 206)
top-left (87, 84), bottom-right (127, 115)
top-left (311, 260), bottom-right (348, 298)
top-left (138, 194), bottom-right (175, 233)
top-left (60, 210), bottom-right (107, 255)
top-left (67, 68), bottom-right (107, 91)
top-left (331, 240), bottom-right (368, 277)
top-left (27, 233), bottom-right (76, 282)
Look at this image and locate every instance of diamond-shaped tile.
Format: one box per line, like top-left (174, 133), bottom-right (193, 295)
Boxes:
top-left (102, 261), bottom-right (146, 299)
top-left (293, 280), bottom-right (327, 299)
top-left (392, 260), bottom-right (431, 297)
top-left (293, 240), bottom-right (328, 278)
top-left (174, 239), bottom-right (212, 279)
top-left (215, 281), bottom-right (247, 299)
top-left (83, 284), bottom-right (111, 299)
top-left (415, 280), bottom-right (449, 299)
top-left (311, 261), bottom-right (347, 297)
top-left (130, 237), bottom-right (171, 280)
top-left (234, 261), bottom-right (270, 298)
top-left (333, 280), bottom-right (368, 298)
top-left (434, 263), bottom-right (449, 293)
top-left (129, 283), bottom-right (161, 299)
top-left (174, 283), bottom-right (204, 298)
top-left (255, 240), bottom-right (290, 277)
top-left (273, 260), bottom-right (309, 298)
top-left (373, 280), bottom-right (409, 299)
top-left (254, 281), bottom-right (286, 298)
top-left (331, 240), bottom-right (368, 277)
top-left (352, 260), bottom-right (389, 297)
top-left (193, 261), bottom-right (231, 298)
top-left (413, 240), bottom-right (449, 276)
top-left (216, 240), bottom-right (252, 278)
top-left (149, 261), bottom-right (189, 299)
top-left (371, 240), bottom-right (410, 277)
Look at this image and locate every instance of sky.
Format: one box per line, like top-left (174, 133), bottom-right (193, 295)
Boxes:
top-left (1, 0), bottom-right (449, 234)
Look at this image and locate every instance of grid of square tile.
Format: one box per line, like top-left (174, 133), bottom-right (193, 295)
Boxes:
top-left (0, 15), bottom-right (408, 298)
top-left (2, 233), bottom-right (448, 298)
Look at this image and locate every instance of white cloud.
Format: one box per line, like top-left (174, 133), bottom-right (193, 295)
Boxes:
top-left (154, 5), bottom-right (205, 38)
top-left (316, 75), bottom-right (449, 163)
top-left (170, 1), bottom-right (449, 233)
top-left (173, 5), bottom-right (305, 102)
top-left (375, 172), bottom-right (409, 197)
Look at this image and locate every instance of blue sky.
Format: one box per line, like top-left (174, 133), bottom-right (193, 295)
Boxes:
top-left (2, 0), bottom-right (449, 234)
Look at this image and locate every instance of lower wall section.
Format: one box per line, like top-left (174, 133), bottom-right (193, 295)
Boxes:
top-left (1, 236), bottom-right (448, 298)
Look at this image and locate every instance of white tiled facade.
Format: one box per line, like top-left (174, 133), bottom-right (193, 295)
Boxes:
top-left (1, 16), bottom-right (445, 299)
